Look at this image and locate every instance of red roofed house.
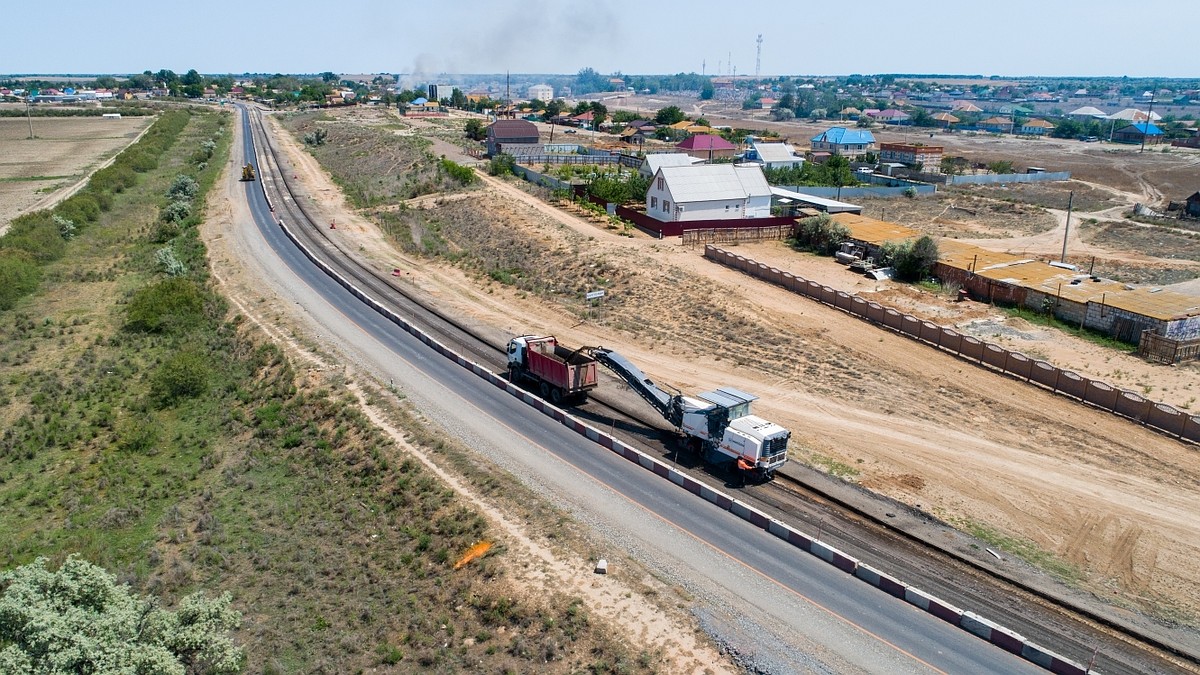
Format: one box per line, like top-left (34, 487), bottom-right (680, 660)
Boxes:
top-left (676, 133), bottom-right (737, 161)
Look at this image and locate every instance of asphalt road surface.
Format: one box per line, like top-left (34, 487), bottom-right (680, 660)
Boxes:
top-left (230, 107), bottom-right (1042, 674)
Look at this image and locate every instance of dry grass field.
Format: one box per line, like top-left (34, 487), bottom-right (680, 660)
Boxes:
top-left (0, 116), bottom-right (152, 229)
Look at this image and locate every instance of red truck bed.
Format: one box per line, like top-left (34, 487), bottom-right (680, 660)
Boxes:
top-left (525, 337), bottom-right (598, 393)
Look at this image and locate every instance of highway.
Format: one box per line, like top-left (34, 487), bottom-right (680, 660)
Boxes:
top-left (229, 104), bottom-right (1044, 673)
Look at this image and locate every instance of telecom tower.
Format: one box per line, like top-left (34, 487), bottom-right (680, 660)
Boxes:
top-left (755, 34), bottom-right (763, 78)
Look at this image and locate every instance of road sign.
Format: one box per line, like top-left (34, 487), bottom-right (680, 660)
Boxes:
top-left (586, 290), bottom-right (606, 301)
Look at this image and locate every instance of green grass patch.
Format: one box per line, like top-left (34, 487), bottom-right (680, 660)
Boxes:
top-left (962, 519), bottom-right (1082, 583)
top-left (810, 453), bottom-right (860, 480)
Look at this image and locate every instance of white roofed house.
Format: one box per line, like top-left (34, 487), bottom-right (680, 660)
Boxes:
top-left (645, 164), bottom-right (772, 223)
top-left (747, 141), bottom-right (804, 170)
top-left (638, 152), bottom-right (702, 178)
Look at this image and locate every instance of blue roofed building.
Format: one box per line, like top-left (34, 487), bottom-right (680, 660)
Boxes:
top-left (1112, 122), bottom-right (1164, 145)
top-left (810, 127), bottom-right (876, 157)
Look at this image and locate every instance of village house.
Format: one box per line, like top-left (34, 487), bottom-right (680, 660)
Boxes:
top-left (878, 142), bottom-right (943, 173)
top-left (1018, 119), bottom-right (1056, 135)
top-left (977, 116), bottom-right (1013, 133)
top-left (485, 119), bottom-right (540, 157)
top-left (676, 133), bottom-right (737, 160)
top-left (646, 164), bottom-right (772, 222)
top-left (1112, 122), bottom-right (1164, 145)
top-left (638, 153), bottom-right (701, 178)
top-left (746, 141), bottom-right (804, 170)
top-left (810, 127), bottom-right (875, 157)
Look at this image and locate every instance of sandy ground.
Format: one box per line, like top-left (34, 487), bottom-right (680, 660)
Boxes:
top-left (201, 113), bottom-right (733, 673)
top-left (255, 107), bottom-right (1200, 636)
top-left (0, 116), bottom-right (153, 233)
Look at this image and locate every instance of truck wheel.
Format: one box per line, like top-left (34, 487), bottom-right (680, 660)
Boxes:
top-left (539, 382), bottom-right (550, 399)
top-left (550, 387), bottom-right (563, 405)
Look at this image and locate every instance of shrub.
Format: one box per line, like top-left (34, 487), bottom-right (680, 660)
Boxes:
top-left (53, 215), bottom-right (77, 240)
top-left (151, 348), bottom-right (210, 405)
top-left (487, 153), bottom-right (516, 176)
top-left (440, 158), bottom-right (477, 185)
top-left (155, 246), bottom-right (188, 277)
top-left (0, 249), bottom-right (40, 310)
top-left (167, 175), bottom-right (200, 201)
top-left (3, 214), bottom-right (66, 263)
top-left (125, 277), bottom-right (210, 333)
top-left (90, 164), bottom-right (138, 193)
top-left (162, 200), bottom-right (191, 224)
top-left (56, 193), bottom-right (101, 223)
top-left (881, 235), bottom-right (940, 281)
top-left (791, 214), bottom-right (851, 256)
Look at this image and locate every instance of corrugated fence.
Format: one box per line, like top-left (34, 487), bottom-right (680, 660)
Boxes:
top-left (704, 245), bottom-right (1200, 444)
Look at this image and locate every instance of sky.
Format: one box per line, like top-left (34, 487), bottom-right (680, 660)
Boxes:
top-left (3, 0), bottom-right (1194, 79)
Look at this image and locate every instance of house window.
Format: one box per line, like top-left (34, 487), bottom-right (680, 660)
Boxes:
top-left (657, 177), bottom-right (664, 190)
top-left (663, 200), bottom-right (670, 213)
top-left (650, 196), bottom-right (657, 209)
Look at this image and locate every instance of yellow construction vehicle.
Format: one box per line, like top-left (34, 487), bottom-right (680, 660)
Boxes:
top-left (241, 163), bottom-right (256, 181)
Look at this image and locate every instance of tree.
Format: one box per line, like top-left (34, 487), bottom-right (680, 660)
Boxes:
top-left (654, 105), bottom-right (685, 125)
top-left (181, 69), bottom-right (202, 87)
top-left (464, 118), bottom-right (485, 141)
top-left (771, 107), bottom-right (795, 122)
top-left (0, 556), bottom-right (243, 674)
top-left (541, 98), bottom-right (565, 121)
top-left (699, 81), bottom-right (715, 100)
top-left (450, 87), bottom-right (467, 108)
top-left (589, 101), bottom-right (608, 130)
top-left (882, 236), bottom-right (940, 281)
top-left (319, 71), bottom-right (338, 83)
top-left (791, 214), bottom-right (850, 256)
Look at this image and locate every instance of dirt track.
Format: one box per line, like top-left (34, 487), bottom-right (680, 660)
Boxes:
top-left (272, 108), bottom-right (1200, 638)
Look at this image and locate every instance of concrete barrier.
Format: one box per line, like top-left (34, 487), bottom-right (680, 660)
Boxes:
top-left (905, 587), bottom-right (964, 623)
top-left (835, 290), bottom-right (854, 310)
top-left (853, 563), bottom-right (908, 599)
top-left (899, 314), bottom-right (921, 338)
top-left (884, 307), bottom-right (903, 329)
top-left (1146, 403), bottom-right (1186, 436)
top-left (809, 539), bottom-right (858, 574)
top-left (1030, 361), bottom-right (1058, 388)
top-left (1057, 371), bottom-right (1086, 399)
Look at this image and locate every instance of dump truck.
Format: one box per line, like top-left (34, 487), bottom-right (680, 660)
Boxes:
top-left (589, 347), bottom-right (790, 481)
top-left (241, 163), bottom-right (256, 181)
top-left (506, 335), bottom-right (599, 404)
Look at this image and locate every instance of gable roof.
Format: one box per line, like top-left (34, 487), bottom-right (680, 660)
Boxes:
top-left (641, 153), bottom-right (700, 174)
top-left (810, 127), bottom-right (875, 145)
top-left (487, 119), bottom-right (539, 139)
top-left (979, 116), bottom-right (1011, 125)
top-left (1119, 122), bottom-right (1163, 135)
top-left (1108, 108), bottom-right (1162, 122)
top-left (1068, 106), bottom-right (1107, 117)
top-left (1022, 119), bottom-right (1055, 128)
top-left (676, 134), bottom-right (736, 151)
top-left (656, 164), bottom-right (771, 203)
top-left (751, 141), bottom-right (801, 163)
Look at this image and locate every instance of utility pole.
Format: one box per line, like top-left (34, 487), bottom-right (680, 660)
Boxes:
top-left (756, 34), bottom-right (763, 78)
top-left (25, 97), bottom-right (34, 139)
top-left (702, 59), bottom-right (706, 76)
top-left (1061, 190), bottom-right (1074, 263)
top-left (1140, 85), bottom-right (1156, 153)
top-left (728, 51), bottom-right (732, 76)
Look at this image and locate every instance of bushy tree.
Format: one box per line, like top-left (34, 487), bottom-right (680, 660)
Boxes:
top-left (791, 214), bottom-right (851, 255)
top-left (463, 118), bottom-right (485, 141)
top-left (654, 106), bottom-right (686, 125)
top-left (487, 153), bottom-right (516, 177)
top-left (0, 556), bottom-right (243, 674)
top-left (880, 235), bottom-right (940, 281)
